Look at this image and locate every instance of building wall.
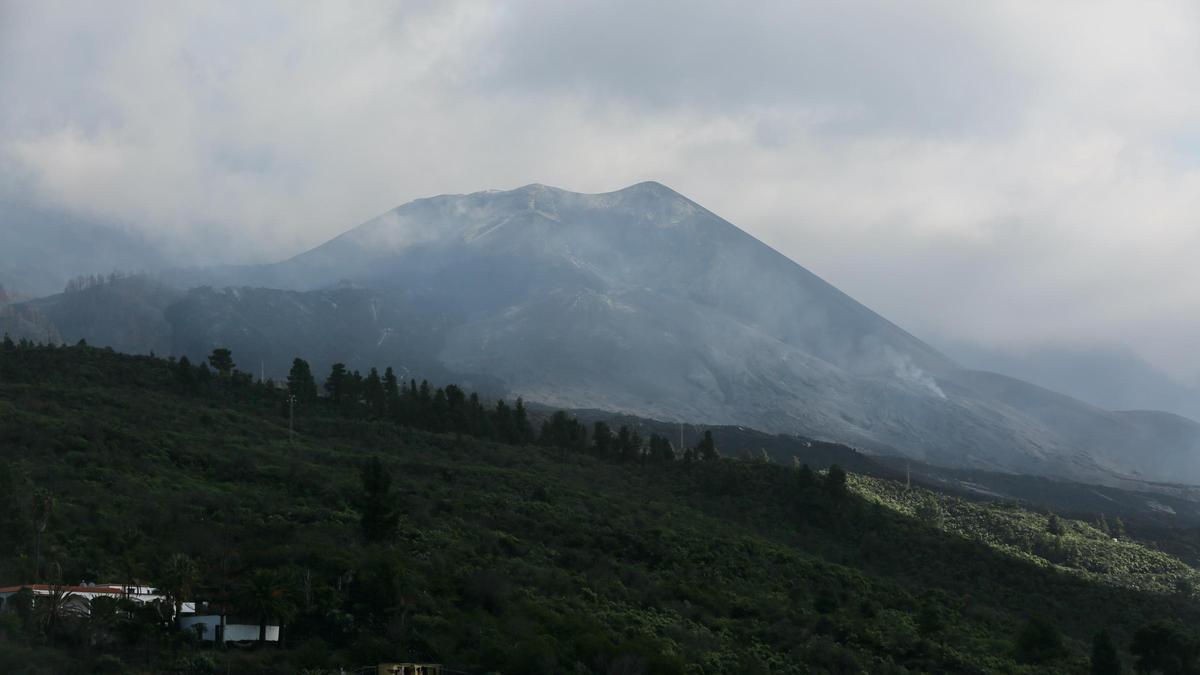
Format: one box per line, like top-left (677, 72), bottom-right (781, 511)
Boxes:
top-left (180, 615), bottom-right (280, 642)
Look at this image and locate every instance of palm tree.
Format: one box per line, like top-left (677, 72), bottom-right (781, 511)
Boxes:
top-left (208, 546), bottom-right (242, 648)
top-left (236, 570), bottom-right (295, 645)
top-left (157, 553), bottom-right (199, 629)
top-left (30, 491), bottom-right (53, 581)
top-left (86, 595), bottom-right (120, 650)
top-left (33, 584), bottom-right (77, 644)
top-left (115, 528), bottom-right (145, 589)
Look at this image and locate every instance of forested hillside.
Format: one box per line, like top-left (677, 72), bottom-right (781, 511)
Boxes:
top-left (2, 340), bottom-right (1200, 673)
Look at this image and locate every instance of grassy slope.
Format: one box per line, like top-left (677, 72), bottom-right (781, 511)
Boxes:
top-left (0, 345), bottom-right (1198, 673)
top-left (854, 475), bottom-right (1200, 596)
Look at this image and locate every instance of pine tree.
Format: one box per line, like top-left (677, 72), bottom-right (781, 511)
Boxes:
top-left (364, 368), bottom-right (385, 419)
top-left (825, 464), bottom-right (848, 498)
top-left (444, 385), bottom-right (466, 431)
top-left (399, 379), bottom-right (419, 426)
top-left (796, 463), bottom-right (815, 488)
top-left (539, 412), bottom-right (561, 447)
top-left (346, 370), bottom-right (365, 410)
top-left (415, 380), bottom-right (432, 425)
top-left (1113, 517), bottom-right (1127, 539)
top-left (616, 426), bottom-right (633, 462)
top-left (208, 348), bottom-right (235, 377)
top-left (593, 421), bottom-right (613, 456)
top-left (287, 358), bottom-right (318, 402)
top-left (467, 392), bottom-right (486, 436)
top-left (694, 430), bottom-right (718, 461)
top-left (324, 363), bottom-right (348, 404)
top-left (514, 398), bottom-right (534, 444)
top-left (539, 411), bottom-right (586, 451)
top-left (648, 435), bottom-right (675, 462)
top-left (173, 355), bottom-right (196, 392)
top-left (431, 387), bottom-right (449, 431)
top-left (646, 434), bottom-right (662, 462)
top-left (383, 367), bottom-right (400, 415)
top-left (1047, 514), bottom-right (1065, 536)
top-left (494, 400), bottom-right (516, 444)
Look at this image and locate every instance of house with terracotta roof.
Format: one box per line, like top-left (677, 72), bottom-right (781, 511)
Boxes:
top-left (0, 583), bottom-right (278, 643)
top-left (0, 583), bottom-right (189, 617)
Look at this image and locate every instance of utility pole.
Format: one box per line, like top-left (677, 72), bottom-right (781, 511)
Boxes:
top-left (287, 394), bottom-right (296, 444)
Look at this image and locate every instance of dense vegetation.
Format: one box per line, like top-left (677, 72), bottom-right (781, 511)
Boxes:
top-left (2, 340), bottom-right (1200, 673)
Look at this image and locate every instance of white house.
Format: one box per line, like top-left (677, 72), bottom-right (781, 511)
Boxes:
top-left (180, 614), bottom-right (280, 643)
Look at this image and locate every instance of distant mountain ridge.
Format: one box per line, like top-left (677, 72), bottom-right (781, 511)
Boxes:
top-left (14, 182), bottom-right (1200, 487)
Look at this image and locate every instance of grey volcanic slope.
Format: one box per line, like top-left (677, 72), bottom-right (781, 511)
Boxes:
top-left (236, 181), bottom-right (1200, 486)
top-left (23, 279), bottom-right (499, 396)
top-left (275, 182), bottom-right (951, 372)
top-left (35, 181), bottom-right (1200, 486)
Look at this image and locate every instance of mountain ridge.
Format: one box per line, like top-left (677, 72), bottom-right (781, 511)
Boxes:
top-left (10, 181), bottom-right (1200, 488)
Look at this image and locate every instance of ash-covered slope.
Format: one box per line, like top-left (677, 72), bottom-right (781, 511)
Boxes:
top-left (232, 181), bottom-right (1200, 485)
top-left (33, 182), bottom-right (1200, 486)
top-left (276, 182), bottom-right (952, 373)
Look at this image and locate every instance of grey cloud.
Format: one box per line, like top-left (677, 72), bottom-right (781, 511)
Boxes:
top-left (481, 1), bottom-right (1026, 136)
top-left (2, 0), bottom-right (1200, 388)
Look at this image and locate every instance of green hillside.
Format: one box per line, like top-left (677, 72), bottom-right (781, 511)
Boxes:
top-left (1, 341), bottom-right (1199, 673)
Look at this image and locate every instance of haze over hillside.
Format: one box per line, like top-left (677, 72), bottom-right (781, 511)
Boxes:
top-left (947, 341), bottom-right (1200, 422)
top-left (9, 181), bottom-right (1200, 489)
top-left (0, 201), bottom-right (170, 298)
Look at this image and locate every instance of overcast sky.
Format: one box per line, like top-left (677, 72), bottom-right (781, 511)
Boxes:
top-left (4, 1), bottom-right (1200, 381)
